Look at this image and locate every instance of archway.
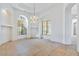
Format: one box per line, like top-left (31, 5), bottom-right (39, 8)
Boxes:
top-left (65, 3), bottom-right (77, 49)
top-left (17, 15), bottom-right (28, 39)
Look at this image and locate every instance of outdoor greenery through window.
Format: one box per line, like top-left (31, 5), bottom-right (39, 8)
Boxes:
top-left (17, 15), bottom-right (28, 35)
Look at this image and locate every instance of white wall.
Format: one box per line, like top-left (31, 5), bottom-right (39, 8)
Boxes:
top-left (0, 4), bottom-right (11, 45)
top-left (0, 7), bottom-right (3, 45)
top-left (1, 3), bottom-right (74, 45)
top-left (76, 4), bottom-right (79, 52)
top-left (46, 4), bottom-right (65, 43)
top-left (0, 3), bottom-right (66, 45)
top-left (25, 3), bottom-right (65, 43)
top-left (0, 4), bottom-right (16, 45)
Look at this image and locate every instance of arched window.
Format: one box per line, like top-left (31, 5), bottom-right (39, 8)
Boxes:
top-left (72, 18), bottom-right (77, 36)
top-left (17, 15), bottom-right (28, 35)
top-left (71, 4), bottom-right (78, 36)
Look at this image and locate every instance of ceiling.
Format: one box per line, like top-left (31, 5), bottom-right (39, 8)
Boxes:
top-left (11, 3), bottom-right (60, 14)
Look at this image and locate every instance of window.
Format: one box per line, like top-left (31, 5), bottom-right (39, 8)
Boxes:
top-left (17, 15), bottom-right (28, 35)
top-left (42, 21), bottom-right (48, 35)
top-left (72, 19), bottom-right (77, 36)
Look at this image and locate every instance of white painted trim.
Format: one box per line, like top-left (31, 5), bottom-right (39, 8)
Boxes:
top-left (1, 24), bottom-right (13, 28)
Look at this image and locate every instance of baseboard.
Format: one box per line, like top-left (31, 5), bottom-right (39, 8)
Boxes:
top-left (0, 40), bottom-right (10, 46)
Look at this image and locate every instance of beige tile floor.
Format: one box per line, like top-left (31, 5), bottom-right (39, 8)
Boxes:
top-left (0, 39), bottom-right (78, 56)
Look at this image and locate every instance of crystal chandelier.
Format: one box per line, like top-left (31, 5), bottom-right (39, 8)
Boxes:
top-left (30, 3), bottom-right (38, 23)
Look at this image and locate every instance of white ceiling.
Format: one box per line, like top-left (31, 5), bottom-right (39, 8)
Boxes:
top-left (11, 3), bottom-right (60, 14)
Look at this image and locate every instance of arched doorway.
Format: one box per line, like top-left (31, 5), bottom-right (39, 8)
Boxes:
top-left (65, 3), bottom-right (77, 50)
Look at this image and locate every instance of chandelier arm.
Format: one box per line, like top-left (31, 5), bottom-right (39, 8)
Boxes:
top-left (33, 3), bottom-right (36, 16)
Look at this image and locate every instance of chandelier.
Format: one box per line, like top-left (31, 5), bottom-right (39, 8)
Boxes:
top-left (30, 3), bottom-right (38, 23)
